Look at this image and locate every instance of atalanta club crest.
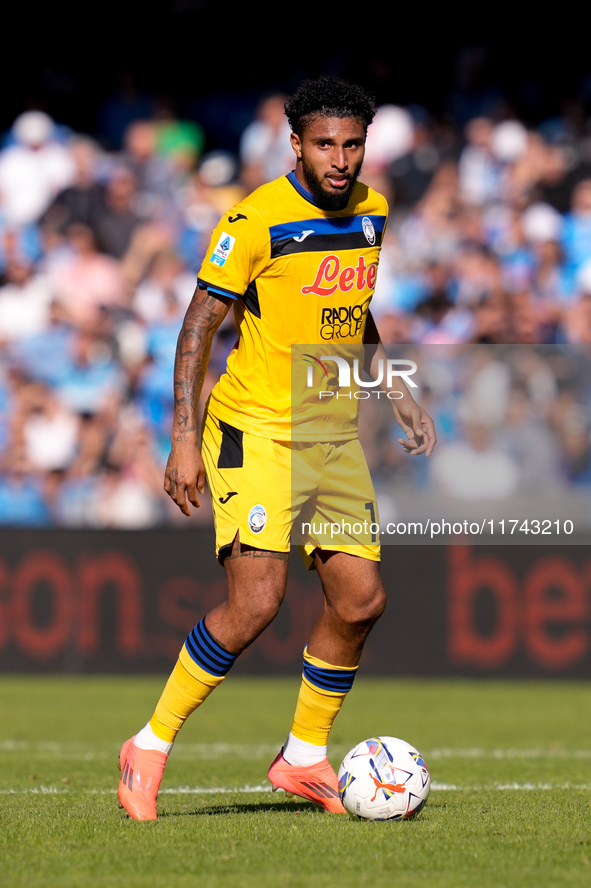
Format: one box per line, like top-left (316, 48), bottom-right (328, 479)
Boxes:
top-left (362, 216), bottom-right (376, 245)
top-left (248, 504), bottom-right (267, 534)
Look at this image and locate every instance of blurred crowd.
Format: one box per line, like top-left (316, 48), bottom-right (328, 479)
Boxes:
top-left (2, 90), bottom-right (591, 528)
top-left (359, 343), bottom-right (591, 513)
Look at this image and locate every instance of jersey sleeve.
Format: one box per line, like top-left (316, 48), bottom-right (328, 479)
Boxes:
top-left (197, 203), bottom-right (270, 301)
top-left (377, 191), bottom-right (390, 241)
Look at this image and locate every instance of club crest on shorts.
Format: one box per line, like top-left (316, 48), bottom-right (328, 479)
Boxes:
top-left (248, 504), bottom-right (267, 534)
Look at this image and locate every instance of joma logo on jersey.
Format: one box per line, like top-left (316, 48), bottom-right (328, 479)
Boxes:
top-left (302, 254), bottom-right (378, 297)
top-left (320, 304), bottom-right (365, 340)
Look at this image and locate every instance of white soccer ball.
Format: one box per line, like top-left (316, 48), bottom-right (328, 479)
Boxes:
top-left (338, 736), bottom-right (430, 821)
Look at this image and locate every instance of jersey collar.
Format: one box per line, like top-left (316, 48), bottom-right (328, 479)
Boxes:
top-left (286, 170), bottom-right (322, 207)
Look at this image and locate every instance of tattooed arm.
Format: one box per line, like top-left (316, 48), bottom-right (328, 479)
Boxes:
top-left (164, 285), bottom-right (232, 515)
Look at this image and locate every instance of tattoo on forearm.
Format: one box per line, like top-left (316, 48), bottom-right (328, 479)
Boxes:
top-left (172, 289), bottom-right (230, 435)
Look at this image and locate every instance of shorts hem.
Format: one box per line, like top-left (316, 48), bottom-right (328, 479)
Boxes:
top-left (298, 542), bottom-right (381, 570)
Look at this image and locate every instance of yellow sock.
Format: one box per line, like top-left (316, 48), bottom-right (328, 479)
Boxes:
top-left (290, 648), bottom-right (358, 746)
top-left (149, 655), bottom-right (224, 743)
top-left (149, 619), bottom-right (237, 743)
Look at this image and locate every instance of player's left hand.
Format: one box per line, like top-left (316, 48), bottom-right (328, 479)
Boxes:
top-left (392, 400), bottom-right (437, 456)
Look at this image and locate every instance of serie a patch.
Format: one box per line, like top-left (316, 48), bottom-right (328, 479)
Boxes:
top-left (210, 232), bottom-right (236, 267)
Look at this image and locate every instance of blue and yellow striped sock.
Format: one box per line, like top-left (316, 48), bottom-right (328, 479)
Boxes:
top-left (289, 646), bottom-right (358, 749)
top-left (150, 619), bottom-right (237, 743)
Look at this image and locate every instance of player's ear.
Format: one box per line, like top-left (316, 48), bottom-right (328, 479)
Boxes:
top-left (290, 131), bottom-right (302, 160)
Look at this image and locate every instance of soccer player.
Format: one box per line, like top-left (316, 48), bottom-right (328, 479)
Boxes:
top-left (118, 76), bottom-right (436, 820)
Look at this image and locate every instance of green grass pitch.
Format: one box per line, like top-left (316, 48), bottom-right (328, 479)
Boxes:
top-left (1, 675), bottom-right (590, 887)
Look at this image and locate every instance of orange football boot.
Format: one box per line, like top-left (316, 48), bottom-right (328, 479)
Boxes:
top-left (268, 749), bottom-right (346, 813)
top-left (118, 736), bottom-right (167, 820)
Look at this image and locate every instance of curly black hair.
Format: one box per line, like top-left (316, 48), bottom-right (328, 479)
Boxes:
top-left (284, 76), bottom-right (376, 136)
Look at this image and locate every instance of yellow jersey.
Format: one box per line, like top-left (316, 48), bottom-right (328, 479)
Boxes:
top-left (197, 171), bottom-right (388, 440)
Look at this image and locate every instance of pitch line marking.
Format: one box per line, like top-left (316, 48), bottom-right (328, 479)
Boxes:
top-left (2, 782), bottom-right (591, 796)
top-left (2, 741), bottom-right (591, 761)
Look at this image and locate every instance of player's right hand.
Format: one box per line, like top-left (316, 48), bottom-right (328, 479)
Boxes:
top-left (163, 442), bottom-right (206, 516)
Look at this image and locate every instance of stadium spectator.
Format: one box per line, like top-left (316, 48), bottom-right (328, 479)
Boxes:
top-left (430, 416), bottom-right (520, 499)
top-left (90, 163), bottom-right (144, 260)
top-left (153, 98), bottom-right (205, 178)
top-left (40, 135), bottom-right (107, 237)
top-left (55, 327), bottom-right (127, 417)
top-left (457, 116), bottom-right (500, 207)
top-left (92, 414), bottom-right (166, 528)
top-left (48, 222), bottom-right (128, 329)
top-left (20, 383), bottom-right (79, 473)
top-left (560, 178), bottom-right (591, 292)
top-left (0, 111), bottom-right (75, 227)
top-left (0, 452), bottom-right (51, 526)
top-left (119, 120), bottom-right (179, 224)
top-left (386, 106), bottom-right (445, 209)
top-left (132, 247), bottom-right (195, 326)
top-left (239, 92), bottom-right (293, 190)
top-left (363, 104), bottom-right (414, 175)
top-left (0, 252), bottom-right (53, 343)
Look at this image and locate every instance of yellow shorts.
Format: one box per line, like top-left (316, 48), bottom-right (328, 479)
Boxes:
top-left (201, 412), bottom-right (381, 568)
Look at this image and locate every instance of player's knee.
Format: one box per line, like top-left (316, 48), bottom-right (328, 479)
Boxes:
top-left (334, 581), bottom-right (386, 629)
top-left (249, 591), bottom-right (283, 629)
top-left (368, 583), bottom-right (387, 623)
top-left (233, 581), bottom-right (285, 637)
top-left (358, 583), bottom-right (387, 626)
top-left (220, 588), bottom-right (283, 652)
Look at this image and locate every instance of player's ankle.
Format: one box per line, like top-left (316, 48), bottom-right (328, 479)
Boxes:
top-left (282, 732), bottom-right (326, 766)
top-left (134, 722), bottom-right (174, 756)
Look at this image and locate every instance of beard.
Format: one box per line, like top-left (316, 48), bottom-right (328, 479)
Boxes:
top-left (300, 157), bottom-right (361, 211)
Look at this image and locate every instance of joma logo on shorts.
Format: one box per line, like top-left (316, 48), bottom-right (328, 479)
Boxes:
top-left (302, 254), bottom-right (378, 297)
